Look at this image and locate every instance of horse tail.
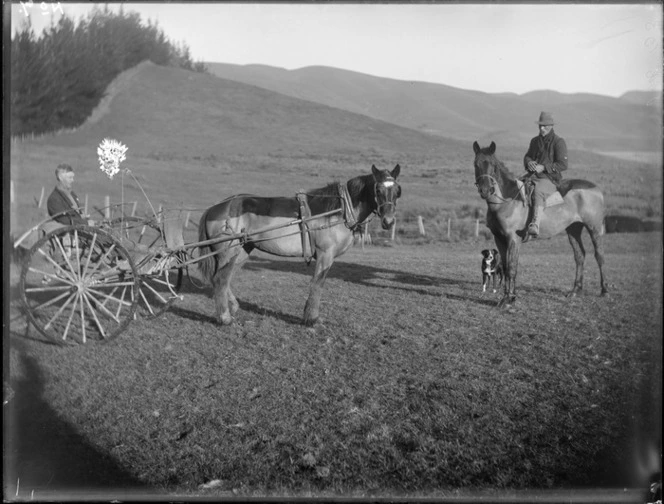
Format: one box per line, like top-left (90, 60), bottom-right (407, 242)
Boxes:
top-left (197, 207), bottom-right (217, 284)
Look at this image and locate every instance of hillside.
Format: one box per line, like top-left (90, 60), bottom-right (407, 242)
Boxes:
top-left (10, 61), bottom-right (661, 242)
top-left (206, 63), bottom-right (662, 153)
top-left (63, 61), bottom-right (463, 161)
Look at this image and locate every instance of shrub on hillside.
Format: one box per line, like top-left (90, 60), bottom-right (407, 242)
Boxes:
top-left (11, 6), bottom-right (207, 137)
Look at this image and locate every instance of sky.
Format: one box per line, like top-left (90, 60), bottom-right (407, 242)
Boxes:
top-left (10, 2), bottom-right (664, 98)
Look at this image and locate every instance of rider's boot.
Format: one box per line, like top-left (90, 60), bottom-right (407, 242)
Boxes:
top-left (528, 203), bottom-right (543, 236)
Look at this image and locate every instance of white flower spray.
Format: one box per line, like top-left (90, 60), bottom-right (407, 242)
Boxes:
top-left (97, 138), bottom-right (127, 179)
top-left (96, 138), bottom-right (158, 222)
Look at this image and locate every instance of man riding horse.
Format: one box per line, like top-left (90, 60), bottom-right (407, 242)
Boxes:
top-left (523, 111), bottom-right (568, 236)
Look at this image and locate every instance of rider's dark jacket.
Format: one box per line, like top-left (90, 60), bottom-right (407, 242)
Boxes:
top-left (523, 129), bottom-right (568, 184)
top-left (47, 185), bottom-right (87, 225)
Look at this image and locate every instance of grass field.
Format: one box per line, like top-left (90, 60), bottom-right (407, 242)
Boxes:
top-left (6, 64), bottom-right (662, 500)
top-left (6, 229), bottom-right (661, 500)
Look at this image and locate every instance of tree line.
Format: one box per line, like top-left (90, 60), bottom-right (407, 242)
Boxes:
top-left (11, 5), bottom-right (207, 137)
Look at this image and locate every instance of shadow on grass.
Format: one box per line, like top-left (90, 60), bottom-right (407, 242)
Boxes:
top-left (168, 300), bottom-right (303, 327)
top-left (244, 257), bottom-right (469, 292)
top-left (237, 299), bottom-right (303, 325)
top-left (4, 342), bottom-right (156, 500)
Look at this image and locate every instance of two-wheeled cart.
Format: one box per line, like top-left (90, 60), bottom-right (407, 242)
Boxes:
top-left (16, 204), bottom-right (347, 345)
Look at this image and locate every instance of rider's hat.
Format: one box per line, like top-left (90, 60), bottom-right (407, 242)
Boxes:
top-left (536, 111), bottom-right (555, 126)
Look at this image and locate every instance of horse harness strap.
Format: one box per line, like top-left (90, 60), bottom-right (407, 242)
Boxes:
top-left (337, 182), bottom-right (361, 231)
top-left (296, 191), bottom-right (315, 264)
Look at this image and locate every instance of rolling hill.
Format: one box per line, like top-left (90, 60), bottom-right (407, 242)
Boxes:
top-left (69, 61), bottom-right (464, 161)
top-left (206, 63), bottom-right (662, 153)
top-left (9, 60), bottom-right (661, 240)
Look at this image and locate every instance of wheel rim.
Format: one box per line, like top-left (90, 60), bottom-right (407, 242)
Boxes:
top-left (20, 226), bottom-right (139, 345)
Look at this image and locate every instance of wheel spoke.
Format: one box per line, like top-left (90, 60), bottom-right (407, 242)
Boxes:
top-left (36, 248), bottom-right (76, 283)
top-left (25, 284), bottom-right (73, 294)
top-left (88, 282), bottom-right (139, 299)
top-left (140, 279), bottom-right (170, 305)
top-left (29, 289), bottom-right (74, 313)
top-left (116, 286), bottom-right (128, 319)
top-left (53, 234), bottom-right (79, 281)
top-left (82, 292), bottom-right (107, 339)
top-left (44, 291), bottom-right (78, 331)
top-left (62, 293), bottom-right (79, 342)
top-left (79, 294), bottom-right (86, 343)
top-left (73, 229), bottom-right (82, 276)
top-left (84, 290), bottom-right (124, 323)
top-left (27, 266), bottom-right (75, 286)
top-left (99, 285), bottom-right (120, 310)
top-left (84, 242), bottom-right (118, 278)
top-left (138, 287), bottom-right (156, 316)
top-left (144, 274), bottom-right (176, 288)
top-left (81, 231), bottom-right (98, 276)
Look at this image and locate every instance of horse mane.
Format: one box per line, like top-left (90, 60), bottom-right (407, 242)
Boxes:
top-left (487, 154), bottom-right (521, 200)
top-left (306, 174), bottom-right (374, 214)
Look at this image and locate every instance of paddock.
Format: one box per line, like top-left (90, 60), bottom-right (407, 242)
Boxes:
top-left (6, 230), bottom-right (661, 498)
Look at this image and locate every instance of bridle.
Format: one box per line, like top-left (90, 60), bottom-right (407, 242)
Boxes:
top-left (475, 173), bottom-right (511, 204)
top-left (374, 178), bottom-right (400, 216)
top-left (336, 176), bottom-right (400, 231)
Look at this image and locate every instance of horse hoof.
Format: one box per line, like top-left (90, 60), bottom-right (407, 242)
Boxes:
top-left (496, 297), bottom-right (509, 308)
top-left (304, 317), bottom-right (318, 327)
top-left (600, 289), bottom-right (609, 297)
top-left (566, 290), bottom-right (579, 298)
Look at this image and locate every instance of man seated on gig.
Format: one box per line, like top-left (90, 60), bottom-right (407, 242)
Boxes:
top-left (523, 111), bottom-right (568, 236)
top-left (47, 164), bottom-right (95, 226)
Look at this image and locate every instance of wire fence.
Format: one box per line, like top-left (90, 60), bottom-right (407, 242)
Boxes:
top-left (12, 180), bottom-right (498, 249)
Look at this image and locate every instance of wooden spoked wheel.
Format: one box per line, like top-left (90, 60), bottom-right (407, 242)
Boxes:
top-left (20, 226), bottom-right (139, 345)
top-left (133, 254), bottom-right (184, 319)
top-left (104, 216), bottom-right (184, 318)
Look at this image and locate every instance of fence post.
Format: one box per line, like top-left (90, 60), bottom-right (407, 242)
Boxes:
top-left (391, 219), bottom-right (396, 241)
top-left (37, 187), bottom-right (45, 208)
top-left (184, 211), bottom-right (191, 228)
top-left (104, 195), bottom-right (111, 219)
top-left (10, 180), bottom-right (14, 204)
top-left (417, 215), bottom-right (425, 236)
top-left (447, 218), bottom-right (451, 239)
top-left (84, 194), bottom-right (89, 216)
top-left (131, 201), bottom-right (137, 217)
top-left (475, 218), bottom-right (479, 238)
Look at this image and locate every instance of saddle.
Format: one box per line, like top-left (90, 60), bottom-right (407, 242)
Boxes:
top-left (517, 177), bottom-right (564, 208)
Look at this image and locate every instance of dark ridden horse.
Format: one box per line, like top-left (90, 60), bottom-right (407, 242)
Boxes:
top-left (473, 141), bottom-right (608, 307)
top-left (198, 165), bottom-right (402, 326)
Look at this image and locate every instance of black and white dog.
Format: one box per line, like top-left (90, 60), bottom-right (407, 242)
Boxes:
top-left (481, 249), bottom-right (503, 293)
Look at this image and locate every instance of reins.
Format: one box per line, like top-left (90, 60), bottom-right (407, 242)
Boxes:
top-left (475, 174), bottom-right (515, 205)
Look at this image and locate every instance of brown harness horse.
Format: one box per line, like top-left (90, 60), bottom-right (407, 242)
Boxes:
top-left (198, 165), bottom-right (402, 326)
top-left (473, 141), bottom-right (608, 307)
